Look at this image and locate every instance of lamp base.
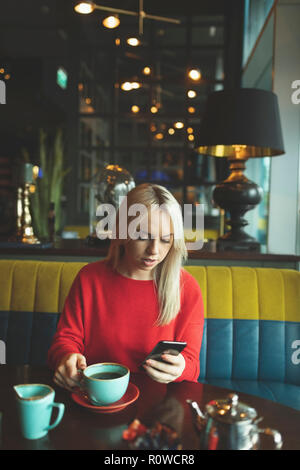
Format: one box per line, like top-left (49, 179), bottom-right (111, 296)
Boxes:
top-left (213, 159), bottom-right (263, 253)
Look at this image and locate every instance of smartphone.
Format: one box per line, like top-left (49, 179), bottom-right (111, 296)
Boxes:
top-left (143, 340), bottom-right (187, 364)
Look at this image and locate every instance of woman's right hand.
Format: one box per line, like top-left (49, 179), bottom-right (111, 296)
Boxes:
top-left (53, 353), bottom-right (87, 391)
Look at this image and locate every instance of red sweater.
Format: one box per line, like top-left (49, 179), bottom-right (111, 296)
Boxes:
top-left (47, 260), bottom-right (204, 382)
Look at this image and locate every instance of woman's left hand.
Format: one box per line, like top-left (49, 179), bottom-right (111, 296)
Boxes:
top-left (143, 353), bottom-right (185, 384)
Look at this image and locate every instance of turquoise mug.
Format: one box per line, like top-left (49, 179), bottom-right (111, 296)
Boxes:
top-left (14, 384), bottom-right (65, 440)
top-left (80, 363), bottom-right (130, 406)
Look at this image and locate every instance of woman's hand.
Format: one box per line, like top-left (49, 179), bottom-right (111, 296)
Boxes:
top-left (143, 353), bottom-right (185, 384)
top-left (53, 353), bottom-right (87, 391)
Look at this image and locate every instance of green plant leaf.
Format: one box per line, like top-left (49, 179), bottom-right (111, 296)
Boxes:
top-left (27, 128), bottom-right (69, 239)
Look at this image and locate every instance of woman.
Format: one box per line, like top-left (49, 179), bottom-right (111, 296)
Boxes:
top-left (48, 183), bottom-right (204, 390)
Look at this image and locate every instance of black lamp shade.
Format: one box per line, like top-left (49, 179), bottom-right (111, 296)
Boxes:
top-left (196, 88), bottom-right (285, 158)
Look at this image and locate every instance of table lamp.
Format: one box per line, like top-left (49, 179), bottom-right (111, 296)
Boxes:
top-left (196, 88), bottom-right (285, 252)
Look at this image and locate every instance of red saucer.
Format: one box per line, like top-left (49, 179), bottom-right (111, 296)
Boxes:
top-left (71, 383), bottom-right (140, 413)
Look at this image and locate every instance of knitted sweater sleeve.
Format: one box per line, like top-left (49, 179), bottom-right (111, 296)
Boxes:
top-left (47, 272), bottom-right (85, 370)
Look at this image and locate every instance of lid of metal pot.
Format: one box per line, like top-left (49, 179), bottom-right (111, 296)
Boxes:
top-left (205, 393), bottom-right (257, 424)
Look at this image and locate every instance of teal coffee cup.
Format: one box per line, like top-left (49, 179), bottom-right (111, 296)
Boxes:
top-left (81, 363), bottom-right (130, 406)
top-left (14, 384), bottom-right (65, 440)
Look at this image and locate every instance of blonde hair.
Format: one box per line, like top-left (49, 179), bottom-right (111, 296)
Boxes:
top-left (106, 183), bottom-right (188, 325)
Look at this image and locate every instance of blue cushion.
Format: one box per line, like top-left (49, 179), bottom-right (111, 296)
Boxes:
top-left (199, 317), bottom-right (300, 411)
top-left (201, 378), bottom-right (300, 411)
top-left (0, 310), bottom-right (59, 366)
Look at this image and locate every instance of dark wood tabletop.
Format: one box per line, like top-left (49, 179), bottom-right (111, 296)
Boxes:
top-left (0, 365), bottom-right (299, 450)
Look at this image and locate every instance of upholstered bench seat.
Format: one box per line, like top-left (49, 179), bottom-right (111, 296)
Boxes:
top-left (184, 266), bottom-right (300, 411)
top-left (0, 261), bottom-right (299, 410)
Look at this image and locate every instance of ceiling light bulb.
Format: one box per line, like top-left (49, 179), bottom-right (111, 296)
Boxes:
top-left (188, 106), bottom-right (196, 114)
top-left (155, 133), bottom-right (164, 140)
top-left (168, 128), bottom-right (175, 135)
top-left (131, 82), bottom-right (141, 89)
top-left (131, 105), bottom-right (140, 113)
top-left (187, 127), bottom-right (194, 134)
top-left (121, 82), bottom-right (132, 91)
top-left (127, 37), bottom-right (140, 47)
top-left (174, 121), bottom-right (184, 129)
top-left (188, 68), bottom-right (201, 81)
top-left (74, 1), bottom-right (95, 14)
top-left (0, 68), bottom-right (4, 74)
top-left (102, 15), bottom-right (120, 29)
top-left (143, 66), bottom-right (151, 75)
top-left (187, 90), bottom-right (197, 98)
top-left (151, 106), bottom-right (158, 114)
top-left (188, 134), bottom-right (195, 141)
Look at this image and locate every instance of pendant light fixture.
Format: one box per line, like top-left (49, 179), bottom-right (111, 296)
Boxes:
top-left (102, 15), bottom-right (120, 29)
top-left (74, 0), bottom-right (180, 35)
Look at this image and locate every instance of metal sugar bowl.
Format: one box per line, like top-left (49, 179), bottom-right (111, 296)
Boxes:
top-left (188, 393), bottom-right (283, 450)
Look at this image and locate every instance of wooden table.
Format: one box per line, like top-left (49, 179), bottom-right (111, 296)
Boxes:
top-left (1, 238), bottom-right (299, 269)
top-left (0, 366), bottom-right (299, 450)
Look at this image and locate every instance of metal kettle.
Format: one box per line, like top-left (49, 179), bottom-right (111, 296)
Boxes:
top-left (188, 393), bottom-right (283, 450)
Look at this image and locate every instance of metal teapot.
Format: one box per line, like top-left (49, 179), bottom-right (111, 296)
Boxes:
top-left (188, 393), bottom-right (283, 450)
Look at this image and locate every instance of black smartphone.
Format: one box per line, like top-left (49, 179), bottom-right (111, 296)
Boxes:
top-left (143, 340), bottom-right (187, 364)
